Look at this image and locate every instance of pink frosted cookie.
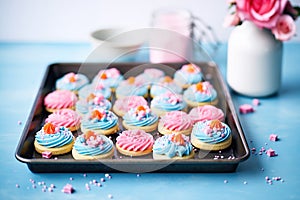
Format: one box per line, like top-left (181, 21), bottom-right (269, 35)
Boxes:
top-left (44, 90), bottom-right (78, 113)
top-left (158, 111), bottom-right (193, 135)
top-left (45, 109), bottom-right (81, 131)
top-left (112, 96), bottom-right (148, 117)
top-left (188, 105), bottom-right (225, 124)
top-left (116, 129), bottom-right (154, 156)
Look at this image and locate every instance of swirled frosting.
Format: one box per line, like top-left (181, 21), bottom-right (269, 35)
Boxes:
top-left (174, 64), bottom-right (203, 86)
top-left (153, 133), bottom-right (193, 158)
top-left (183, 81), bottom-right (217, 103)
top-left (78, 84), bottom-right (111, 100)
top-left (116, 77), bottom-right (148, 97)
top-left (151, 92), bottom-right (186, 112)
top-left (159, 111), bottom-right (193, 131)
top-left (123, 105), bottom-right (158, 127)
top-left (45, 109), bottom-right (81, 128)
top-left (76, 93), bottom-right (111, 115)
top-left (189, 105), bottom-right (225, 123)
top-left (81, 109), bottom-right (118, 130)
top-left (73, 131), bottom-right (114, 156)
top-left (44, 90), bottom-right (78, 109)
top-left (55, 72), bottom-right (89, 91)
top-left (192, 120), bottom-right (231, 144)
top-left (150, 76), bottom-right (182, 97)
top-left (116, 129), bottom-right (154, 152)
top-left (35, 123), bottom-right (73, 148)
top-left (113, 96), bottom-right (148, 114)
top-left (92, 68), bottom-right (124, 88)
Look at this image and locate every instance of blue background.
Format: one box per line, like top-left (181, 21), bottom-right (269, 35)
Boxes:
top-left (0, 42), bottom-right (299, 199)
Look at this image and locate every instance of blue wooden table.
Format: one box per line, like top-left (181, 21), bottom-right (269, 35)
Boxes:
top-left (1, 42), bottom-right (299, 199)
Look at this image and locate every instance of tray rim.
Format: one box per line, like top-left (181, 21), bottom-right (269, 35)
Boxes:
top-left (15, 61), bottom-right (250, 172)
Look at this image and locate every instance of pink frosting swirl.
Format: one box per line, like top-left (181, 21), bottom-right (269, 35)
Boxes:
top-left (114, 96), bottom-right (148, 113)
top-left (45, 109), bottom-right (81, 128)
top-left (189, 105), bottom-right (224, 123)
top-left (44, 90), bottom-right (78, 109)
top-left (116, 129), bottom-right (154, 152)
top-left (160, 111), bottom-right (193, 131)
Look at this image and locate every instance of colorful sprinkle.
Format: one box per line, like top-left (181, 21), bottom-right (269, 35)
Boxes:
top-left (252, 99), bottom-right (260, 106)
top-left (61, 184), bottom-right (74, 194)
top-left (239, 104), bottom-right (254, 114)
top-left (266, 148), bottom-right (277, 157)
top-left (269, 134), bottom-right (278, 142)
top-left (42, 151), bottom-right (52, 159)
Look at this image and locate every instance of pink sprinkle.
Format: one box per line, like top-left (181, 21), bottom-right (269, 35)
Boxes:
top-left (62, 184), bottom-right (74, 194)
top-left (239, 104), bottom-right (254, 114)
top-left (100, 178), bottom-right (105, 182)
top-left (252, 99), bottom-right (260, 106)
top-left (50, 184), bottom-right (55, 188)
top-left (105, 173), bottom-right (110, 178)
top-left (266, 148), bottom-right (277, 157)
top-left (48, 187), bottom-right (53, 192)
top-left (97, 183), bottom-right (102, 187)
top-left (42, 151), bottom-right (52, 159)
top-left (265, 176), bottom-right (269, 181)
top-left (18, 121), bottom-right (22, 125)
top-left (269, 134), bottom-right (278, 142)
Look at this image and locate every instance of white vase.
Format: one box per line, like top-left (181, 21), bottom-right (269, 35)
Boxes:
top-left (227, 21), bottom-right (283, 97)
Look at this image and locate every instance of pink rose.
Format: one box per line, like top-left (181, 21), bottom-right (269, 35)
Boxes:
top-left (223, 13), bottom-right (240, 27)
top-left (272, 14), bottom-right (296, 41)
top-left (236, 0), bottom-right (288, 28)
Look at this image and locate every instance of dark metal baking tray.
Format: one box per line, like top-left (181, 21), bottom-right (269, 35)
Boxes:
top-left (15, 62), bottom-right (249, 173)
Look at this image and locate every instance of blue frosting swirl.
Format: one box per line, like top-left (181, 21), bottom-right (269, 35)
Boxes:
top-left (76, 99), bottom-right (111, 115)
top-left (116, 84), bottom-right (148, 97)
top-left (192, 121), bottom-right (231, 144)
top-left (153, 134), bottom-right (193, 158)
top-left (151, 95), bottom-right (186, 112)
top-left (150, 83), bottom-right (182, 97)
top-left (73, 134), bottom-right (113, 156)
top-left (123, 110), bottom-right (158, 127)
top-left (174, 70), bottom-right (203, 85)
top-left (56, 73), bottom-right (89, 91)
top-left (78, 84), bottom-right (111, 100)
top-left (92, 76), bottom-right (124, 89)
top-left (183, 86), bottom-right (217, 103)
top-left (81, 110), bottom-right (118, 130)
top-left (35, 126), bottom-right (73, 148)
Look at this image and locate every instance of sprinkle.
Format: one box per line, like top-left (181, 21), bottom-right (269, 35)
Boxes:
top-left (100, 178), bottom-right (105, 182)
top-left (239, 104), bottom-right (254, 114)
top-left (261, 168), bottom-right (264, 171)
top-left (32, 185), bottom-right (36, 189)
top-left (97, 183), bottom-right (102, 187)
top-left (137, 174), bottom-right (141, 177)
top-left (92, 179), bottom-right (97, 184)
top-left (224, 180), bottom-right (228, 183)
top-left (266, 148), bottom-right (277, 157)
top-left (42, 151), bottom-right (52, 159)
top-left (108, 194), bottom-right (113, 199)
top-left (48, 187), bottom-right (53, 192)
top-left (105, 173), bottom-right (110, 178)
top-left (252, 99), bottom-right (260, 106)
top-left (38, 182), bottom-right (42, 185)
top-left (42, 188), bottom-right (46, 192)
top-left (83, 173), bottom-right (87, 177)
top-left (50, 184), bottom-right (55, 188)
top-left (16, 184), bottom-right (20, 188)
top-left (269, 134), bottom-right (278, 142)
top-left (69, 177), bottom-right (74, 181)
top-left (18, 121), bottom-right (22, 125)
top-left (265, 176), bottom-right (269, 181)
top-left (61, 184), bottom-right (74, 194)
top-left (243, 181), bottom-right (247, 185)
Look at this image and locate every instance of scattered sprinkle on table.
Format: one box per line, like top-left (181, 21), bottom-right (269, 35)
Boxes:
top-left (239, 104), bottom-right (254, 114)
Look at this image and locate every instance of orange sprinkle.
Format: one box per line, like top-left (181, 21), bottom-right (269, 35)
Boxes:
top-left (69, 75), bottom-right (76, 83)
top-left (171, 134), bottom-right (185, 145)
top-left (127, 77), bottom-right (135, 84)
top-left (186, 64), bottom-right (196, 73)
top-left (100, 73), bottom-right (107, 79)
top-left (136, 105), bottom-right (146, 112)
top-left (164, 76), bottom-right (173, 83)
top-left (91, 110), bottom-right (103, 120)
top-left (195, 82), bottom-right (204, 92)
top-left (87, 93), bottom-right (96, 102)
top-left (84, 130), bottom-right (97, 140)
top-left (209, 120), bottom-right (223, 130)
top-left (43, 123), bottom-right (56, 134)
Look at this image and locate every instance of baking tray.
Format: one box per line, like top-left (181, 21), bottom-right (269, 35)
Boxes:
top-left (15, 62), bottom-right (249, 173)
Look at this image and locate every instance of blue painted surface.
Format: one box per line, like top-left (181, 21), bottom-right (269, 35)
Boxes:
top-left (1, 42), bottom-right (300, 199)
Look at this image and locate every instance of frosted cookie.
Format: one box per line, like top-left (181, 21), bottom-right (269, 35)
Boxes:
top-left (150, 76), bottom-right (182, 98)
top-left (55, 72), bottom-right (89, 93)
top-left (153, 133), bottom-right (194, 160)
top-left (81, 109), bottom-right (119, 135)
top-left (45, 109), bottom-right (81, 131)
top-left (183, 81), bottom-right (218, 107)
top-left (116, 129), bottom-right (154, 156)
top-left (135, 68), bottom-right (165, 88)
top-left (151, 92), bottom-right (187, 117)
top-left (44, 90), bottom-right (78, 113)
top-left (158, 111), bottom-right (193, 135)
top-left (34, 123), bottom-right (74, 155)
top-left (191, 120), bottom-right (232, 151)
top-left (112, 96), bottom-right (148, 117)
top-left (115, 77), bottom-right (148, 99)
top-left (173, 63), bottom-right (203, 89)
top-left (92, 68), bottom-right (124, 92)
top-left (122, 105), bottom-right (158, 132)
top-left (188, 105), bottom-right (224, 124)
top-left (72, 131), bottom-right (114, 160)
top-left (76, 93), bottom-right (112, 116)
